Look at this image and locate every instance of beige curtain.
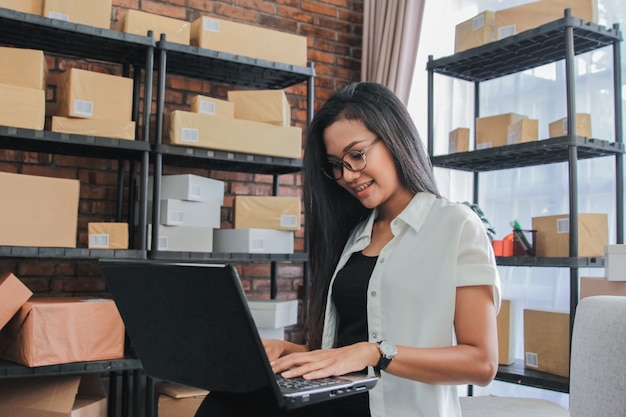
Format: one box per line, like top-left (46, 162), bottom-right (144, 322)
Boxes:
top-left (361, 0), bottom-right (426, 105)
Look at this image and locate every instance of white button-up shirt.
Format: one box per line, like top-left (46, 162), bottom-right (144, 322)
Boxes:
top-left (321, 192), bottom-right (501, 417)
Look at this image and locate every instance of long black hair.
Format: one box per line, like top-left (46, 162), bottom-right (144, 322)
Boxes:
top-left (303, 82), bottom-right (440, 349)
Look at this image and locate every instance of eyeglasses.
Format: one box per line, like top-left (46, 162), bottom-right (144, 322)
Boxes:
top-left (321, 137), bottom-right (381, 180)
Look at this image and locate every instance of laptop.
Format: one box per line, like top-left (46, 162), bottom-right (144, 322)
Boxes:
top-left (99, 259), bottom-right (378, 410)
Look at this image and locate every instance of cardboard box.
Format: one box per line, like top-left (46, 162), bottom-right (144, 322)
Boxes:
top-left (190, 95), bottom-right (234, 118)
top-left (116, 9), bottom-right (190, 45)
top-left (497, 299), bottom-right (516, 365)
top-left (234, 196), bottom-right (301, 231)
top-left (0, 273), bottom-right (32, 330)
top-left (156, 382), bottom-right (208, 417)
top-left (0, 297), bottom-right (124, 367)
top-left (149, 174), bottom-right (224, 204)
top-left (227, 89), bottom-right (291, 127)
top-left (0, 84), bottom-right (45, 130)
top-left (88, 222), bottom-right (129, 249)
top-left (51, 116), bottom-right (136, 140)
top-left (548, 113), bottom-right (592, 138)
top-left (580, 276), bottom-right (626, 298)
top-left (190, 16), bottom-right (307, 67)
top-left (524, 309), bottom-right (570, 377)
top-left (213, 229), bottom-right (294, 254)
top-left (0, 0), bottom-right (43, 15)
top-left (247, 299), bottom-right (298, 329)
top-left (0, 47), bottom-right (47, 90)
top-left (448, 127), bottom-right (470, 153)
top-left (532, 213), bottom-right (608, 257)
top-left (43, 0), bottom-right (112, 29)
top-left (0, 374), bottom-right (107, 417)
top-left (146, 199), bottom-right (221, 228)
top-left (147, 225), bottom-right (214, 252)
top-left (454, 11), bottom-right (496, 53)
top-left (54, 68), bottom-right (133, 121)
top-left (0, 171), bottom-right (79, 248)
top-left (496, 0), bottom-right (596, 40)
top-left (165, 110), bottom-right (302, 159)
top-left (605, 244), bottom-right (626, 281)
top-left (476, 113), bottom-right (527, 149)
top-left (507, 118), bottom-right (538, 144)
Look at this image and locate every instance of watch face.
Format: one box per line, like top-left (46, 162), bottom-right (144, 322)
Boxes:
top-left (379, 340), bottom-right (397, 357)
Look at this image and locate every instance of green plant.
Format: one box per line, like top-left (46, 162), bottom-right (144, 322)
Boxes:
top-left (460, 201), bottom-right (496, 239)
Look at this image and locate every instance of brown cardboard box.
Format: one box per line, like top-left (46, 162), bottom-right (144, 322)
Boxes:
top-left (497, 299), bottom-right (516, 365)
top-left (476, 113), bottom-right (527, 149)
top-left (0, 297), bottom-right (124, 367)
top-left (454, 11), bottom-right (496, 53)
top-left (0, 0), bottom-right (43, 15)
top-left (0, 84), bottom-right (45, 130)
top-left (507, 118), bottom-right (538, 144)
top-left (190, 95), bottom-right (234, 118)
top-left (227, 89), bottom-right (291, 126)
top-left (0, 171), bottom-right (79, 248)
top-left (234, 196), bottom-right (301, 231)
top-left (88, 222), bottom-right (129, 249)
top-left (0, 273), bottom-right (32, 330)
top-left (156, 382), bottom-right (208, 417)
top-left (0, 47), bottom-right (47, 90)
top-left (0, 374), bottom-right (107, 417)
top-left (43, 0), bottom-right (112, 29)
top-left (190, 16), bottom-right (307, 67)
top-left (532, 213), bottom-right (608, 257)
top-left (51, 116), bottom-right (136, 140)
top-left (524, 309), bottom-right (570, 377)
top-left (54, 68), bottom-right (133, 121)
top-left (165, 110), bottom-right (302, 159)
top-left (496, 0), bottom-right (597, 40)
top-left (548, 113), bottom-right (592, 138)
top-left (448, 127), bottom-right (470, 153)
top-left (580, 277), bottom-right (626, 298)
top-left (116, 9), bottom-right (190, 45)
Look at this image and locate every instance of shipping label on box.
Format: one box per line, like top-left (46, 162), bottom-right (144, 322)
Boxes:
top-left (156, 382), bottom-right (208, 417)
top-left (116, 9), bottom-right (190, 44)
top-left (580, 276), bottom-right (626, 298)
top-left (54, 67), bottom-right (133, 121)
top-left (497, 299), bottom-right (516, 365)
top-left (52, 116), bottom-right (136, 140)
top-left (448, 127), bottom-right (469, 153)
top-left (0, 0), bottom-right (43, 15)
top-left (190, 95), bottom-right (235, 118)
top-left (227, 89), bottom-right (291, 127)
top-left (213, 228), bottom-right (294, 254)
top-left (532, 213), bottom-right (608, 257)
top-left (454, 10), bottom-right (496, 53)
top-left (476, 113), bottom-right (527, 149)
top-left (548, 113), bottom-right (592, 138)
top-left (0, 83), bottom-right (45, 130)
top-left (190, 16), bottom-right (307, 67)
top-left (88, 222), bottom-right (129, 249)
top-left (147, 225), bottom-right (214, 253)
top-left (149, 174), bottom-right (225, 204)
top-left (0, 171), bottom-right (79, 248)
top-left (44, 0), bottom-right (112, 29)
top-left (524, 309), bottom-right (570, 377)
top-left (234, 196), bottom-right (301, 231)
top-left (507, 118), bottom-right (538, 144)
top-left (0, 46), bottom-right (47, 90)
top-left (0, 272), bottom-right (32, 330)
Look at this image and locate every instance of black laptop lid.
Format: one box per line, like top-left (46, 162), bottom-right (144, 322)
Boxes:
top-left (99, 259), bottom-right (276, 394)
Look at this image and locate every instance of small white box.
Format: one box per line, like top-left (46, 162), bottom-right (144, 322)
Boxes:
top-left (146, 199), bottom-right (221, 227)
top-left (149, 174), bottom-right (224, 204)
top-left (147, 225), bottom-right (213, 252)
top-left (256, 327), bottom-right (285, 340)
top-left (247, 300), bottom-right (298, 329)
top-left (213, 229), bottom-right (294, 254)
top-left (605, 244), bottom-right (626, 281)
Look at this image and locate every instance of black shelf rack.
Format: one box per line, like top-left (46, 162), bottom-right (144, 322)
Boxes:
top-left (496, 360), bottom-right (569, 393)
top-left (496, 256), bottom-right (604, 268)
top-left (0, 358), bottom-right (142, 379)
top-left (149, 251), bottom-right (309, 263)
top-left (0, 246), bottom-right (145, 259)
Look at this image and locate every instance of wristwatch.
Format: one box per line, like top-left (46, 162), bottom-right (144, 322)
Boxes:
top-left (376, 340), bottom-right (397, 373)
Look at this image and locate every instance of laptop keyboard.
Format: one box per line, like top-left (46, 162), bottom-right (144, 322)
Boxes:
top-left (276, 374), bottom-right (344, 390)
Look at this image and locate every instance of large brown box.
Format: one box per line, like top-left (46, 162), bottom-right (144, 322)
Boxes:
top-left (476, 113), bottom-right (527, 149)
top-left (0, 297), bottom-right (125, 367)
top-left (580, 276), bottom-right (626, 299)
top-left (227, 89), bottom-right (291, 126)
top-left (454, 11), bottom-right (496, 53)
top-left (0, 46), bottom-right (47, 90)
top-left (548, 113), bottom-right (592, 138)
top-left (54, 68), bottom-right (133, 121)
top-left (43, 0), bottom-right (112, 29)
top-left (0, 171), bottom-right (79, 248)
top-left (51, 116), bottom-right (136, 140)
top-left (156, 382), bottom-right (208, 417)
top-left (0, 0), bottom-right (43, 15)
top-left (190, 16), bottom-right (307, 67)
top-left (190, 95), bottom-right (234, 118)
top-left (0, 273), bottom-right (32, 330)
top-left (507, 118), bottom-right (538, 144)
top-left (448, 127), bottom-right (469, 153)
top-left (532, 213), bottom-right (608, 257)
top-left (234, 196), bottom-right (301, 231)
top-left (524, 309), bottom-right (570, 377)
top-left (165, 110), bottom-right (302, 159)
top-left (0, 84), bottom-right (45, 130)
top-left (88, 222), bottom-right (129, 249)
top-left (497, 299), bottom-right (516, 365)
top-left (116, 9), bottom-right (190, 45)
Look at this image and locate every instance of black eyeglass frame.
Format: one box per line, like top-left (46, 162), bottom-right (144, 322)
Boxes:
top-left (321, 137), bottom-right (381, 180)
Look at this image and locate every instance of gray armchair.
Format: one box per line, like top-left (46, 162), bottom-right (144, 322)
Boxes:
top-left (460, 295), bottom-right (626, 417)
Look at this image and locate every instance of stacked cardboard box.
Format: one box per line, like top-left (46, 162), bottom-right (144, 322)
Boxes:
top-left (227, 89), bottom-right (292, 127)
top-left (43, 0), bottom-right (112, 29)
top-left (531, 213), bottom-right (608, 257)
top-left (156, 382), bottom-right (209, 417)
top-left (0, 0), bottom-right (43, 14)
top-left (116, 9), bottom-right (191, 45)
top-left (247, 300), bottom-right (299, 340)
top-left (88, 222), bottom-right (129, 249)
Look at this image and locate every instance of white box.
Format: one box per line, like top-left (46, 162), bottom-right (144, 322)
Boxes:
top-left (147, 199), bottom-right (221, 227)
top-left (147, 225), bottom-right (213, 252)
top-left (149, 174), bottom-right (224, 204)
top-left (213, 229), bottom-right (294, 254)
top-left (605, 244), bottom-right (626, 281)
top-left (256, 327), bottom-right (285, 340)
top-left (247, 300), bottom-right (298, 329)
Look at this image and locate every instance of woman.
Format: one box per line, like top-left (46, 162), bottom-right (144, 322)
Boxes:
top-left (196, 82), bottom-right (500, 417)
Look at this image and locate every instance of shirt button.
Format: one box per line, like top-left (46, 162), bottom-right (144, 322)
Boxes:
top-left (393, 219), bottom-right (398, 225)
top-left (372, 333), bottom-right (377, 339)
top-left (371, 291), bottom-right (377, 297)
top-left (379, 258), bottom-right (385, 263)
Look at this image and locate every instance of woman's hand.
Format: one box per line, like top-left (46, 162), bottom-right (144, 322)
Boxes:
top-left (262, 338), bottom-right (285, 362)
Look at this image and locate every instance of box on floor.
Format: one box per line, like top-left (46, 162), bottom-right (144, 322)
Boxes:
top-left (156, 381), bottom-right (208, 417)
top-left (531, 213), bottom-right (608, 257)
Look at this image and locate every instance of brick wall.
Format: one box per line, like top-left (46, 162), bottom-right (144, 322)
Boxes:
top-left (0, 1), bottom-right (363, 342)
